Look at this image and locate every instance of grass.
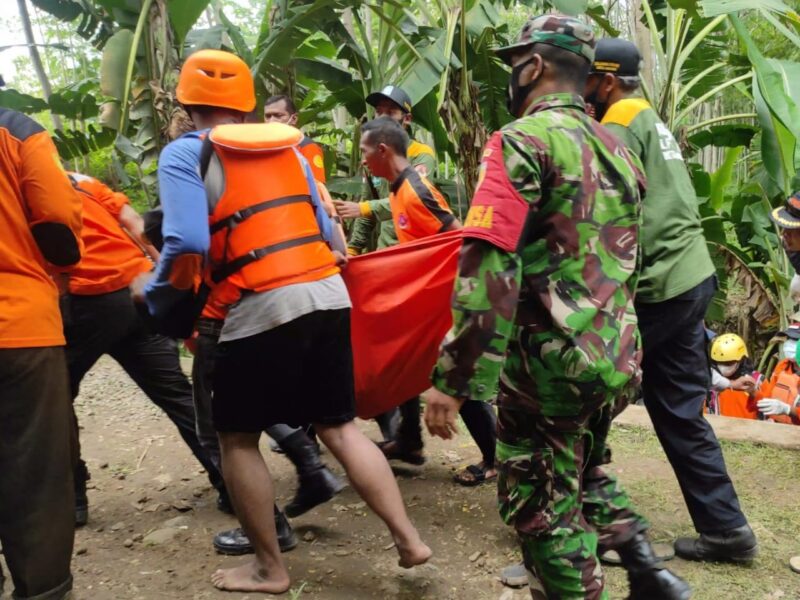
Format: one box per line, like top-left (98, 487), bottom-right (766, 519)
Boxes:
top-left (603, 426), bottom-right (800, 599)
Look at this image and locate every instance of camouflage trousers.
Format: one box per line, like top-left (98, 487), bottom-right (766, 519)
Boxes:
top-left (496, 395), bottom-right (647, 600)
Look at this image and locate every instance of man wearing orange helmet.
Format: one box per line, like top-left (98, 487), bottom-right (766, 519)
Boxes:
top-left (134, 50), bottom-right (430, 593)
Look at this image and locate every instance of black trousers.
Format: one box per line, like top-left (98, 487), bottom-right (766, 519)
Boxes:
top-left (392, 397), bottom-right (497, 466)
top-left (64, 288), bottom-right (224, 493)
top-left (0, 347), bottom-right (74, 600)
top-left (637, 276), bottom-right (746, 533)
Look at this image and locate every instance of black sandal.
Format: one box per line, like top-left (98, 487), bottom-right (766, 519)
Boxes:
top-left (454, 464), bottom-right (497, 487)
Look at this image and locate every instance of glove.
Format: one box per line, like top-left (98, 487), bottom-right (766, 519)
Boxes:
top-left (756, 398), bottom-right (792, 416)
top-left (791, 274), bottom-right (800, 304)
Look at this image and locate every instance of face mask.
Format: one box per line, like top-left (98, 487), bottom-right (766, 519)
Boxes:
top-left (506, 56), bottom-right (541, 117)
top-left (585, 77), bottom-right (609, 121)
top-left (783, 339), bottom-right (797, 361)
top-left (717, 363), bottom-right (739, 378)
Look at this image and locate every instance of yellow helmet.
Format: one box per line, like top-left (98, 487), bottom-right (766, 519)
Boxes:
top-left (710, 333), bottom-right (748, 362)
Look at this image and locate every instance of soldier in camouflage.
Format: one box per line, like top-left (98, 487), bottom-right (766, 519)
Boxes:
top-left (423, 15), bottom-right (690, 600)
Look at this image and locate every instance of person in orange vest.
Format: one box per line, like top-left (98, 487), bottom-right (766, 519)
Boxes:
top-left (133, 50), bottom-right (430, 593)
top-left (0, 107), bottom-right (83, 600)
top-left (708, 333), bottom-right (759, 419)
top-left (357, 116), bottom-right (460, 244)
top-left (63, 172), bottom-right (234, 528)
top-left (353, 117), bottom-right (498, 485)
top-left (263, 94), bottom-right (326, 182)
top-left (755, 326), bottom-right (800, 425)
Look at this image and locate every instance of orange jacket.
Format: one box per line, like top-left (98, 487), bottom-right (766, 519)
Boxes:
top-left (67, 173), bottom-right (153, 295)
top-left (298, 136), bottom-right (325, 183)
top-left (0, 108), bottom-right (83, 348)
top-left (203, 123), bottom-right (339, 314)
top-left (716, 389), bottom-right (759, 420)
top-left (757, 358), bottom-right (800, 425)
top-left (389, 166), bottom-right (455, 244)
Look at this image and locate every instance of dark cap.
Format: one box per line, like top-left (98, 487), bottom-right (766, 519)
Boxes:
top-left (496, 14), bottom-right (595, 65)
top-left (366, 85), bottom-right (412, 114)
top-left (591, 38), bottom-right (641, 77)
top-left (770, 192), bottom-right (800, 229)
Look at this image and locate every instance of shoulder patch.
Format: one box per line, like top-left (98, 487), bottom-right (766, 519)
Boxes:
top-left (0, 108), bottom-right (45, 142)
top-left (601, 98), bottom-right (652, 128)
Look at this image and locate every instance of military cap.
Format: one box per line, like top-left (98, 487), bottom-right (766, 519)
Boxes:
top-left (591, 38), bottom-right (641, 76)
top-left (496, 14), bottom-right (595, 65)
top-left (770, 191), bottom-right (800, 229)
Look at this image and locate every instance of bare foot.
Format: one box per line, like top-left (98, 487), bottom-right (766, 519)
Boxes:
top-left (396, 537), bottom-right (433, 569)
top-left (211, 560), bottom-right (290, 593)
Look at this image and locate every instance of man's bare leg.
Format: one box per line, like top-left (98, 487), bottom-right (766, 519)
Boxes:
top-left (211, 431), bottom-right (290, 593)
top-left (315, 421), bottom-right (431, 568)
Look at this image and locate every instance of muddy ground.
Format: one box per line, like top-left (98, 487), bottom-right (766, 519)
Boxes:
top-left (2, 356), bottom-right (799, 599)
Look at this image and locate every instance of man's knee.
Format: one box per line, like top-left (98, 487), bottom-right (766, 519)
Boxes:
top-left (217, 431), bottom-right (261, 452)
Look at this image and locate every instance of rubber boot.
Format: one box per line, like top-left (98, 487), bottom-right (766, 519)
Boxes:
top-left (279, 430), bottom-right (345, 518)
top-left (74, 460), bottom-right (90, 527)
top-left (617, 533), bottom-right (692, 600)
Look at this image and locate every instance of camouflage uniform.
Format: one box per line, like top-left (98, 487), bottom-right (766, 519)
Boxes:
top-left (431, 16), bottom-right (649, 599)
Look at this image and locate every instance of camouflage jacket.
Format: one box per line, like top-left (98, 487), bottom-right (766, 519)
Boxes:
top-left (431, 93), bottom-right (646, 420)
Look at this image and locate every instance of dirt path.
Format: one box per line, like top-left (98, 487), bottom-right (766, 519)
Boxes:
top-left (2, 356), bottom-right (799, 599)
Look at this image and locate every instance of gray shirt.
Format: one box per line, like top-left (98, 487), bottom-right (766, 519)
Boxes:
top-left (219, 274), bottom-right (351, 342)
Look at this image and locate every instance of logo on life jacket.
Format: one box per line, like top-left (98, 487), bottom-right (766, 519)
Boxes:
top-left (397, 213), bottom-right (409, 229)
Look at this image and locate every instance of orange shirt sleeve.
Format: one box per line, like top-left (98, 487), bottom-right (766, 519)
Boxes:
top-left (20, 131), bottom-right (83, 267)
top-left (405, 174), bottom-right (455, 234)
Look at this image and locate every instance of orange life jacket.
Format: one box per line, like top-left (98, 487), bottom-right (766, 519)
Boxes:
top-left (758, 358), bottom-right (800, 425)
top-left (202, 123), bottom-right (339, 312)
top-left (716, 389), bottom-right (759, 420)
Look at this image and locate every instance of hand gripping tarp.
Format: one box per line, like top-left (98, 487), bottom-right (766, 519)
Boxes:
top-left (342, 230), bottom-right (463, 418)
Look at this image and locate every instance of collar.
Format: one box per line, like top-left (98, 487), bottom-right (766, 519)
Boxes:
top-left (521, 92), bottom-right (586, 118)
top-left (390, 166), bottom-right (415, 194)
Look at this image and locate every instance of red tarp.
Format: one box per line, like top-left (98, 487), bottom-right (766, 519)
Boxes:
top-left (342, 230), bottom-right (463, 418)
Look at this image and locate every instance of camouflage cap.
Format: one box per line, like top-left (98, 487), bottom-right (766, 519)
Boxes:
top-left (496, 14), bottom-right (595, 65)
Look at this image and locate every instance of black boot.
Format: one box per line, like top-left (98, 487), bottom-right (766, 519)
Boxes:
top-left (617, 533), bottom-right (692, 600)
top-left (213, 505), bottom-right (297, 555)
top-left (216, 487), bottom-right (234, 515)
top-left (74, 460), bottom-right (90, 527)
top-left (674, 524), bottom-right (757, 564)
top-left (279, 430), bottom-right (345, 518)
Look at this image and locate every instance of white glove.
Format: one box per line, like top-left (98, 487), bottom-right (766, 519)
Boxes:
top-left (757, 398), bottom-right (792, 416)
top-left (791, 274), bottom-right (800, 304)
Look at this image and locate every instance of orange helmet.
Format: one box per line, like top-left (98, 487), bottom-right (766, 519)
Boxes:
top-left (176, 50), bottom-right (255, 113)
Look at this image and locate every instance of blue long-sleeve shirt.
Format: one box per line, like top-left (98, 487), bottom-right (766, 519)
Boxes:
top-left (144, 130), bottom-right (209, 318)
top-left (144, 128), bottom-right (336, 319)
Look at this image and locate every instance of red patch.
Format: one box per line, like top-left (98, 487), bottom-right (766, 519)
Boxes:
top-left (463, 132), bottom-right (529, 253)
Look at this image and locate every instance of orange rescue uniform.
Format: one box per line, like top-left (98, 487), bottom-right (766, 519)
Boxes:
top-left (0, 109), bottom-right (83, 348)
top-left (757, 358), bottom-right (800, 425)
top-left (389, 166), bottom-right (455, 244)
top-left (298, 136), bottom-right (326, 183)
top-left (67, 173), bottom-right (153, 295)
top-left (716, 389), bottom-right (759, 420)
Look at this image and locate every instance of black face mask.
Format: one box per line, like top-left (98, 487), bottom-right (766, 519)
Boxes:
top-left (584, 76), bottom-right (609, 121)
top-left (506, 56), bottom-right (541, 117)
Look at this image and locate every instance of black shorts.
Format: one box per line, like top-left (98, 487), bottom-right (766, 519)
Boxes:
top-left (212, 308), bottom-right (356, 432)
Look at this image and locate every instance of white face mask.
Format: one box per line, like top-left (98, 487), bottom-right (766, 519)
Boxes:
top-left (783, 339), bottom-right (797, 361)
top-left (718, 363), bottom-right (739, 377)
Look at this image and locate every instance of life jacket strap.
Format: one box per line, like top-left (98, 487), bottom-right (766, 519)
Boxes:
top-left (209, 194), bottom-right (313, 234)
top-left (211, 233), bottom-right (324, 283)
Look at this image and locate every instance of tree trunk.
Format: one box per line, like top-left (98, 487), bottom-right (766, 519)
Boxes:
top-left (16, 0), bottom-right (63, 130)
